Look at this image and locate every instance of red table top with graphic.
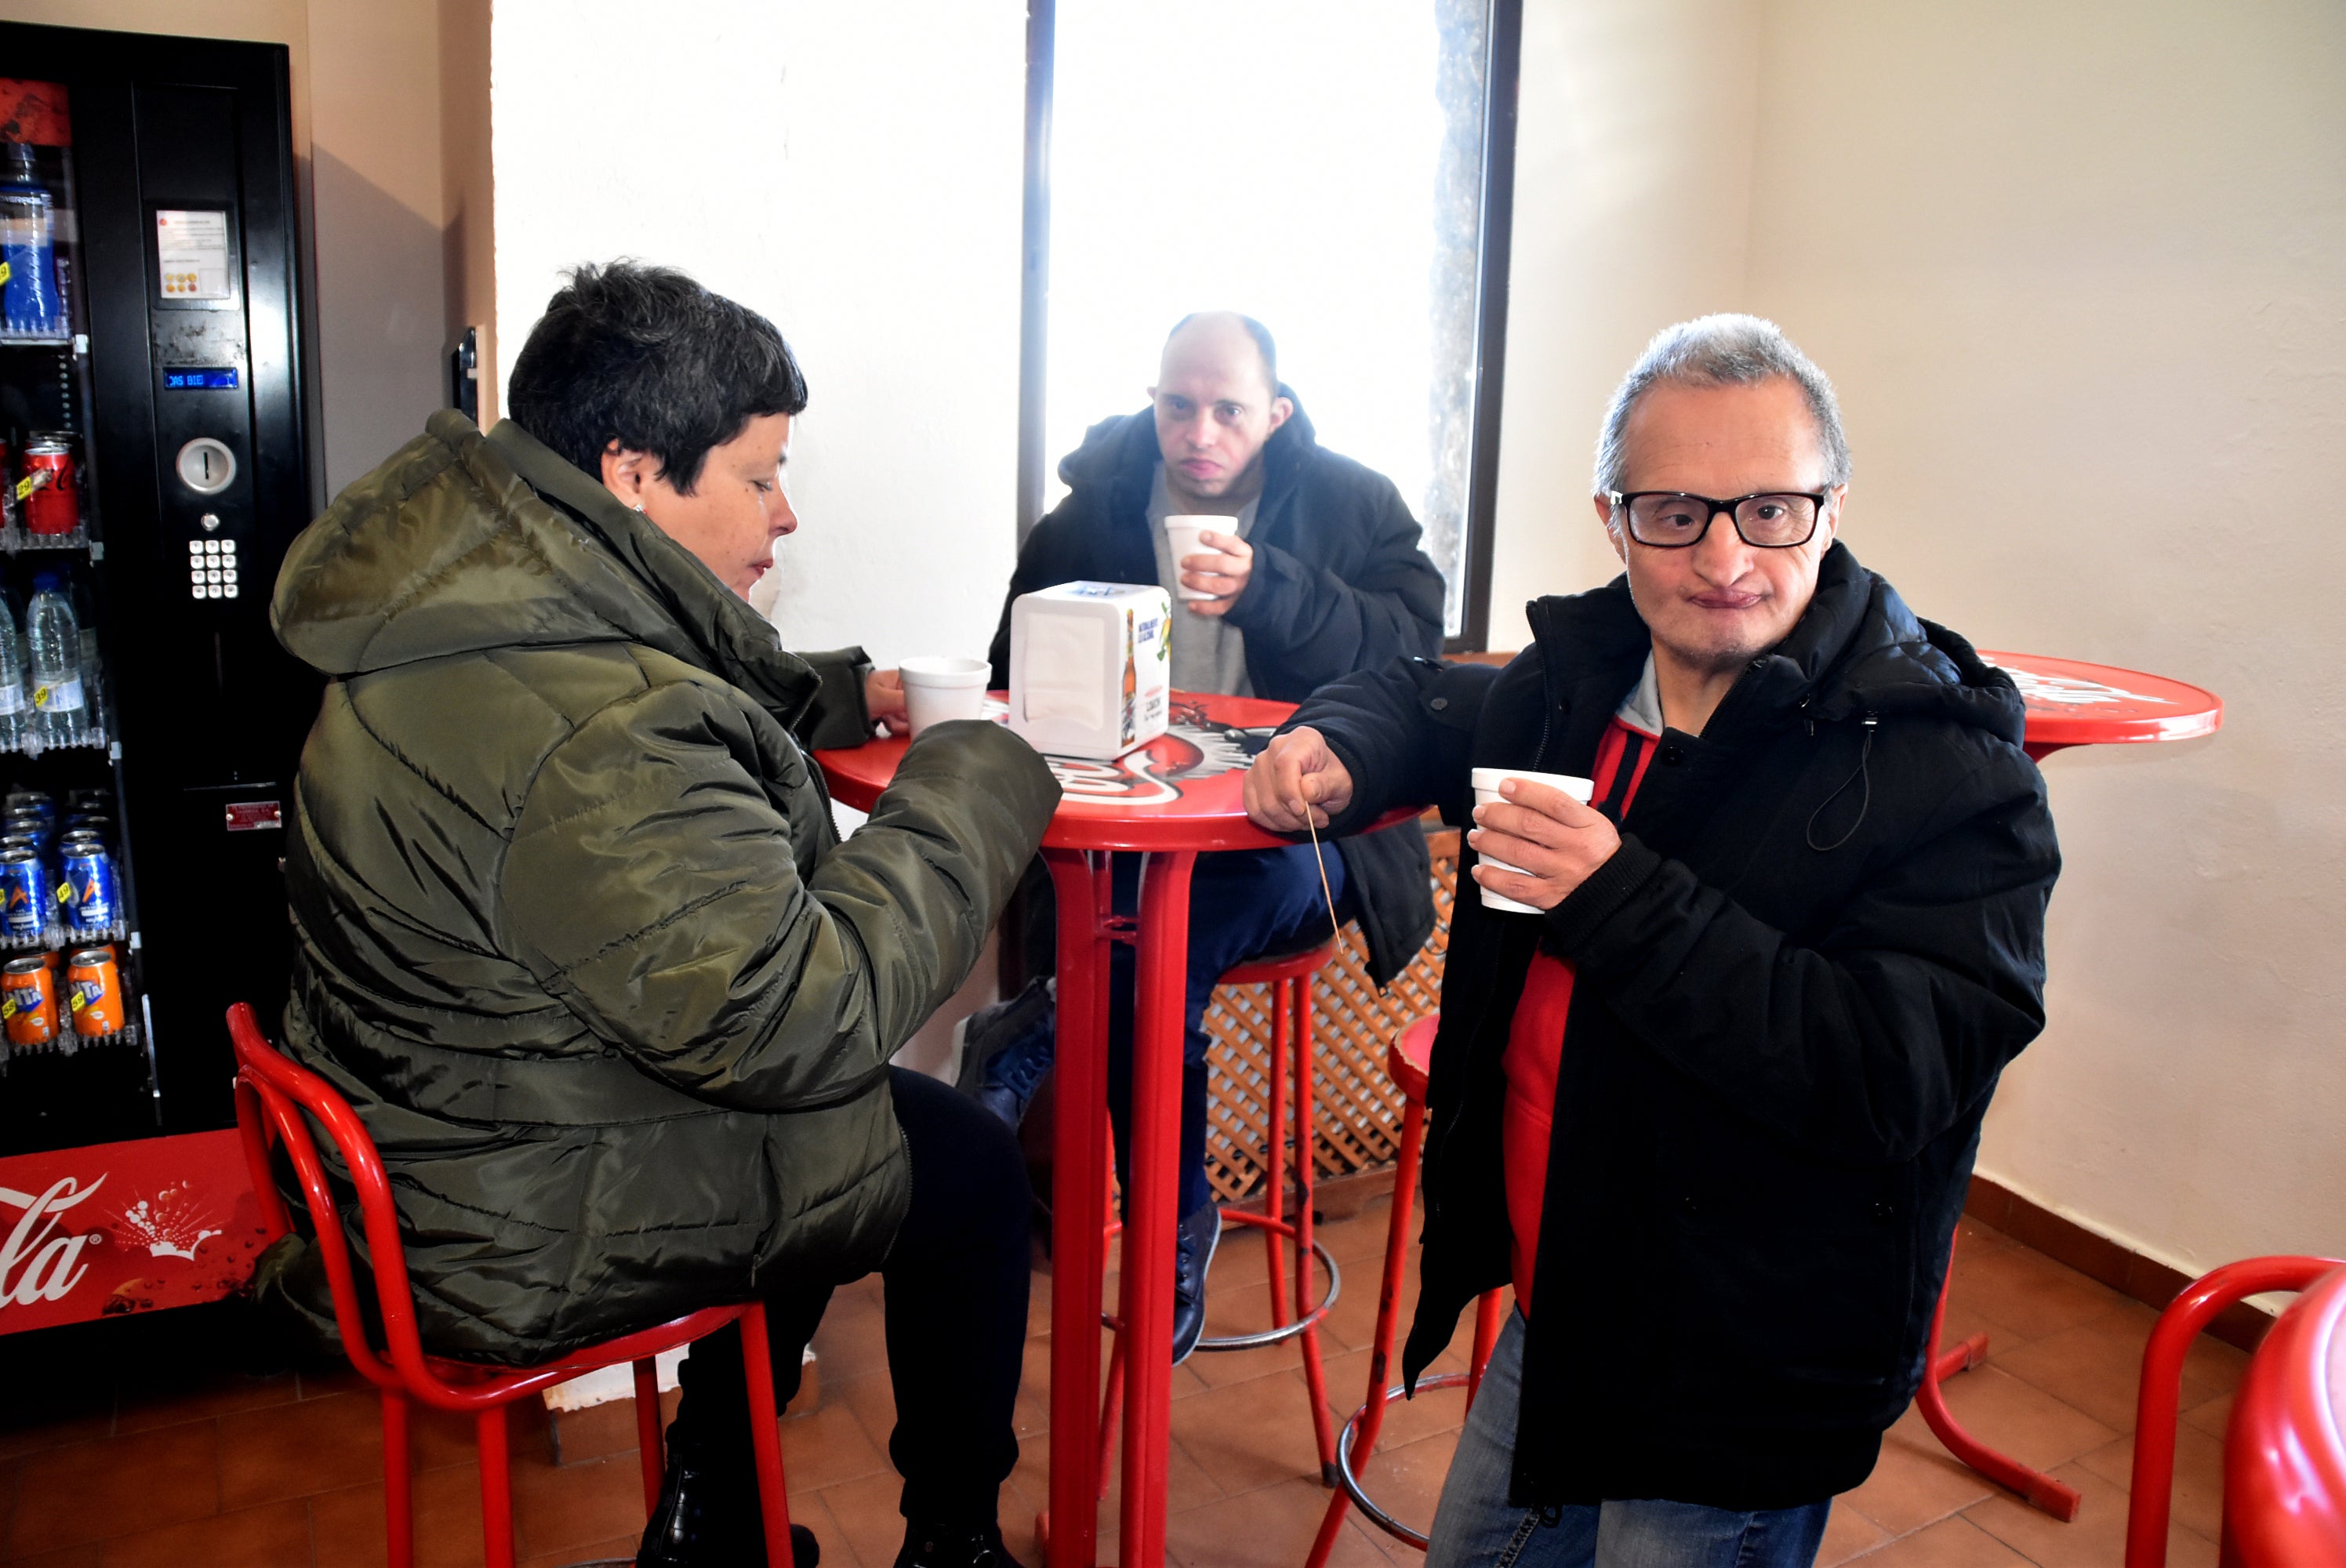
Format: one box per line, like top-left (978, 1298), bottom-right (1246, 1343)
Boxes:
top-left (1982, 651), bottom-right (2223, 754)
top-left (815, 691), bottom-right (1317, 854)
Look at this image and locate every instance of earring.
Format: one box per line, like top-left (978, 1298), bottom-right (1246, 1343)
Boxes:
top-left (632, 503), bottom-right (645, 514)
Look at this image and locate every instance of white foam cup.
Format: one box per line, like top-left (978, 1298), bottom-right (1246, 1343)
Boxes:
top-left (1468, 767), bottom-right (1596, 914)
top-left (899, 656), bottom-right (991, 737)
top-left (1163, 515), bottom-right (1228, 601)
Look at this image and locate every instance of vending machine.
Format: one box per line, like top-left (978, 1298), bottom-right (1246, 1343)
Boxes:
top-left (0, 24), bottom-right (314, 1330)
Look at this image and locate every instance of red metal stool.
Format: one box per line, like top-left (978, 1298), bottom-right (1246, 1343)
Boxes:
top-left (227, 1003), bottom-right (794, 1568)
top-left (2125, 1253), bottom-right (2346, 1568)
top-left (1097, 938), bottom-right (1347, 1490)
top-left (1309, 1012), bottom-right (1505, 1564)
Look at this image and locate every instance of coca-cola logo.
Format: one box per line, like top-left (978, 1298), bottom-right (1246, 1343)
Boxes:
top-left (0, 1174), bottom-right (105, 1308)
top-left (1047, 704), bottom-right (1277, 805)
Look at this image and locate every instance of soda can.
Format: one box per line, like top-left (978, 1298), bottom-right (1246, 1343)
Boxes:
top-left (60, 840), bottom-right (114, 933)
top-left (21, 440), bottom-right (75, 536)
top-left (65, 945), bottom-right (124, 1038)
top-left (2, 953), bottom-right (53, 1046)
top-left (0, 846), bottom-right (47, 938)
top-left (0, 833), bottom-right (39, 858)
top-left (62, 814), bottom-right (111, 847)
top-left (65, 787), bottom-right (110, 814)
top-left (4, 789), bottom-right (53, 823)
top-left (3, 811), bottom-right (52, 854)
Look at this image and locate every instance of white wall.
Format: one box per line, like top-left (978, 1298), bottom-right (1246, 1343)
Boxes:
top-left (490, 0), bottom-right (1029, 666)
top-left (1494, 0), bottom-right (2346, 1276)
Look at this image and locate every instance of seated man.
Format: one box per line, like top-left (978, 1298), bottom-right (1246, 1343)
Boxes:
top-left (976, 311), bottom-right (1444, 1360)
top-left (1247, 315), bottom-right (2061, 1568)
top-left (268, 262), bottom-right (1057, 1568)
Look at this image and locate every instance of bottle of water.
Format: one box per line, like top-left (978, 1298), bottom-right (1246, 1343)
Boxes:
top-left (0, 596), bottom-right (26, 751)
top-left (25, 570), bottom-right (86, 750)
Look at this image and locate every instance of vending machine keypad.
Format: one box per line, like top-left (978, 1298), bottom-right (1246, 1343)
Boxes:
top-left (186, 536), bottom-right (238, 598)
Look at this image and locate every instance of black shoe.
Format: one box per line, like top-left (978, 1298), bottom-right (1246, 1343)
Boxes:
top-left (636, 1433), bottom-right (819, 1567)
top-left (892, 1521), bottom-right (1026, 1568)
top-left (1170, 1203), bottom-right (1222, 1365)
top-left (953, 977), bottom-right (1057, 1131)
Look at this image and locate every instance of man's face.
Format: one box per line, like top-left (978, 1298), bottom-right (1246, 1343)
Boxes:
top-left (1150, 323), bottom-right (1291, 505)
top-left (619, 412), bottom-right (798, 599)
top-left (1595, 378), bottom-right (1843, 674)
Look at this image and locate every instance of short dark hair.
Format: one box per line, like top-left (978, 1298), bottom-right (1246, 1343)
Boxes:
top-left (1166, 312), bottom-right (1278, 396)
top-left (506, 260), bottom-right (809, 495)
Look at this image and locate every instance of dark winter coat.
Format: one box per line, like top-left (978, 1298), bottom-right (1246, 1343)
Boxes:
top-left (1291, 543), bottom-right (2060, 1508)
top-left (986, 395), bottom-right (1444, 983)
top-left (267, 411), bottom-right (1059, 1363)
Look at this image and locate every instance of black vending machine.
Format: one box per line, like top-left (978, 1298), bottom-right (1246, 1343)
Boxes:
top-left (0, 20), bottom-right (316, 1206)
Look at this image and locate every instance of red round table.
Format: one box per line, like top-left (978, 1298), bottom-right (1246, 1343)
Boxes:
top-left (819, 691), bottom-right (1400, 1568)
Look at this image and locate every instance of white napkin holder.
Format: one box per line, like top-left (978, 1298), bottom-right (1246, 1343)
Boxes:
top-left (1008, 581), bottom-right (1171, 760)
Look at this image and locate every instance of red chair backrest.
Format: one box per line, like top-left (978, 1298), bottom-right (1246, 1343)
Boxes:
top-left (2222, 1262), bottom-right (2346, 1566)
top-left (2128, 1253), bottom-right (2346, 1568)
top-left (227, 1000), bottom-right (453, 1403)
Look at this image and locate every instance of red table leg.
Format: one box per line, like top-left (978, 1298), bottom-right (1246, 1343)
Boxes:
top-left (1044, 848), bottom-right (1114, 1568)
top-left (1117, 849), bottom-right (1195, 1568)
top-left (1916, 1234), bottom-right (2083, 1521)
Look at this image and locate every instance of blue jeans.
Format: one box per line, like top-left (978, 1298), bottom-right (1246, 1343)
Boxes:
top-left (1106, 843), bottom-right (1349, 1218)
top-left (1425, 1312), bottom-right (1831, 1568)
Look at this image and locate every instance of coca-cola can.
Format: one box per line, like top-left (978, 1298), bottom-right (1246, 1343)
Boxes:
top-left (22, 440), bottom-right (75, 536)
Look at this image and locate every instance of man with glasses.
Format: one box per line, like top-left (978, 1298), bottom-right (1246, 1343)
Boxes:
top-left (973, 311), bottom-right (1444, 1362)
top-left (1247, 315), bottom-right (2060, 1567)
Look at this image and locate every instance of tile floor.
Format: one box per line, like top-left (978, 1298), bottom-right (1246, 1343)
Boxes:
top-left (0, 1207), bottom-right (2242, 1567)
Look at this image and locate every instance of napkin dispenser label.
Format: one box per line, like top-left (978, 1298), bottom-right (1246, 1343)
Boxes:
top-left (1008, 581), bottom-right (1172, 760)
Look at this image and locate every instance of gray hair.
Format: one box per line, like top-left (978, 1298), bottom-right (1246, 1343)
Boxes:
top-left (1592, 314), bottom-right (1851, 495)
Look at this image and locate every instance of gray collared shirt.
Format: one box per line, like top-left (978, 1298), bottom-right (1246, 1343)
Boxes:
top-left (1146, 463), bottom-right (1259, 697)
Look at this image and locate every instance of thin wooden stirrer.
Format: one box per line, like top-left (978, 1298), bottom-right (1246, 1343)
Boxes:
top-left (1304, 789), bottom-right (1341, 936)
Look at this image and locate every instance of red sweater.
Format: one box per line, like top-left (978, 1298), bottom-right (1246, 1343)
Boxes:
top-left (1501, 716), bottom-right (1658, 1312)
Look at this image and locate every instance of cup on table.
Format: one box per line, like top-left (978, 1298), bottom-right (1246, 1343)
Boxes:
top-left (1163, 515), bottom-right (1229, 601)
top-left (1469, 767), bottom-right (1595, 915)
top-left (899, 657), bottom-right (990, 737)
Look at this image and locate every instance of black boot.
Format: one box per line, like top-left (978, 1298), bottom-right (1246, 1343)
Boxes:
top-left (1169, 1202), bottom-right (1222, 1365)
top-left (636, 1427), bottom-right (819, 1567)
top-left (892, 1521), bottom-right (1026, 1568)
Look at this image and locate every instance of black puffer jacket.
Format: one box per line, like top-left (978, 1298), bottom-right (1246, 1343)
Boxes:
top-left (1292, 543), bottom-right (2060, 1508)
top-left (988, 395), bottom-right (1445, 982)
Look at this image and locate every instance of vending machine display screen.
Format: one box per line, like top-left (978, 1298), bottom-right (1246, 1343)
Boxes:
top-left (162, 367), bottom-right (238, 390)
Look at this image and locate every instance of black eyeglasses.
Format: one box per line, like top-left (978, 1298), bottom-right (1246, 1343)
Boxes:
top-left (1606, 490), bottom-right (1832, 549)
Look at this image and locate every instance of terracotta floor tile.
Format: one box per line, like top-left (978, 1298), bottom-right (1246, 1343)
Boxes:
top-left (831, 1369), bottom-right (899, 1456)
top-left (1311, 1208), bottom-right (1403, 1269)
top-left (546, 1392), bottom-right (668, 1468)
top-left (89, 1496), bottom-right (310, 1568)
top-left (112, 1367), bottom-right (300, 1436)
top-left (1992, 1298), bottom-right (2243, 1432)
top-left (1205, 1221), bottom-right (1274, 1291)
top-left (1814, 1499), bottom-right (1891, 1566)
top-left (1956, 1217), bottom-right (2016, 1255)
top-left (1342, 1428), bottom-right (1456, 1544)
top-left (1963, 1457), bottom-right (2217, 1568)
top-left (808, 1289), bottom-right (890, 1377)
top-left (1836, 1411), bottom-right (1996, 1536)
top-left (518, 1531), bottom-right (640, 1568)
top-left (1931, 1363), bottom-right (2119, 1472)
top-left (810, 1468), bottom-right (905, 1568)
top-left (295, 1362), bottom-right (371, 1400)
top-left (776, 1399), bottom-right (891, 1493)
top-left (1168, 1367), bottom-right (1327, 1497)
top-left (510, 1449), bottom-right (651, 1560)
top-left (8, 1421), bottom-right (220, 1555)
top-left (1315, 1346), bottom-right (1467, 1454)
top-left (217, 1387), bottom-right (383, 1508)
top-left (2181, 1390), bottom-right (2232, 1439)
top-left (1943, 1241), bottom-right (2127, 1342)
top-left (1164, 1473), bottom-right (1393, 1568)
top-left (409, 1461), bottom-right (490, 1568)
top-left (306, 1479), bottom-right (389, 1567)
top-left (6, 1545), bottom-right (102, 1567)
top-left (0, 1395), bottom-right (113, 1463)
top-left (2075, 1423), bottom-right (2227, 1543)
top-left (1854, 1511), bottom-right (2034, 1566)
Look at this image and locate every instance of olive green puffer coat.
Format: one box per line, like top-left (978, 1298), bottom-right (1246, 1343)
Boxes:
top-left (268, 410), bottom-right (1058, 1364)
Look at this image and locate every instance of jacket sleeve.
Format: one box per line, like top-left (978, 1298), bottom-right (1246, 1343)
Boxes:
top-left (1545, 747), bottom-right (2059, 1165)
top-left (1224, 474), bottom-right (1447, 692)
top-left (790, 644), bottom-right (875, 750)
top-left (1282, 654), bottom-right (1502, 835)
top-left (499, 681), bottom-right (1059, 1112)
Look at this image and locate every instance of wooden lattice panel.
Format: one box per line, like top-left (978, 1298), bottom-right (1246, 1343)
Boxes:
top-left (1201, 835), bottom-right (1458, 1203)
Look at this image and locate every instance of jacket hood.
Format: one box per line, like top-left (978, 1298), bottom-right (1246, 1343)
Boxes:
top-left (1528, 542), bottom-right (2027, 747)
top-left (274, 411), bottom-right (819, 721)
top-left (1055, 383), bottom-right (1322, 500)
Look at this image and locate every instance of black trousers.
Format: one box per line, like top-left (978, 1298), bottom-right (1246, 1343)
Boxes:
top-left (671, 1066), bottom-right (1031, 1527)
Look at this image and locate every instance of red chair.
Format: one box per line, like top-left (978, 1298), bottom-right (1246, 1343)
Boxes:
top-left (1309, 1013), bottom-right (1505, 1564)
top-left (227, 1002), bottom-right (794, 1568)
top-left (1097, 940), bottom-right (1348, 1490)
top-left (2126, 1253), bottom-right (2346, 1568)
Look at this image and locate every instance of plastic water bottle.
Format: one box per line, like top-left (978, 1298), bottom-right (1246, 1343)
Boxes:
top-left (25, 570), bottom-right (87, 750)
top-left (0, 143), bottom-right (63, 339)
top-left (0, 597), bottom-right (26, 751)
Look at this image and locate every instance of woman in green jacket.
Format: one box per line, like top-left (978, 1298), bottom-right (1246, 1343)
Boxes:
top-left (271, 262), bottom-right (1058, 1568)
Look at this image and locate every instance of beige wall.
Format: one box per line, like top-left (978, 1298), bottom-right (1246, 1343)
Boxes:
top-left (1494, 0), bottom-right (2346, 1276)
top-left (3, 0), bottom-right (483, 496)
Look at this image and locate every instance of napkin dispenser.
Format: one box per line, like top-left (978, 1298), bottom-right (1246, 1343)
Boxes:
top-left (1008, 581), bottom-right (1172, 760)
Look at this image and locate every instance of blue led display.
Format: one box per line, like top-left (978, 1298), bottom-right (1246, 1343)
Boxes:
top-left (164, 367), bottom-right (241, 390)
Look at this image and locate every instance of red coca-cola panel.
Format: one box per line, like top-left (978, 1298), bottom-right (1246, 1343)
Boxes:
top-left (0, 1128), bottom-right (280, 1335)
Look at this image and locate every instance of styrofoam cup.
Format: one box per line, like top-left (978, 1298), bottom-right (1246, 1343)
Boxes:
top-left (1163, 515), bottom-right (1229, 601)
top-left (899, 656), bottom-right (990, 736)
top-left (1468, 767), bottom-right (1596, 914)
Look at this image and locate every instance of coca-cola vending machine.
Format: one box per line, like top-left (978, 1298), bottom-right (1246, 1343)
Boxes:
top-left (0, 24), bottom-right (314, 1333)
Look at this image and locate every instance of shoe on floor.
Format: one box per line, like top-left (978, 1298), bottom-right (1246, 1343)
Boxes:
top-left (893, 1521), bottom-right (1027, 1568)
top-left (636, 1432), bottom-right (819, 1567)
top-left (953, 977), bottom-right (1056, 1131)
top-left (1170, 1201), bottom-right (1222, 1365)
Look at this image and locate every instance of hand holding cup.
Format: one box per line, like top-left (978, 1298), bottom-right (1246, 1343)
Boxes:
top-left (1468, 768), bottom-right (1618, 913)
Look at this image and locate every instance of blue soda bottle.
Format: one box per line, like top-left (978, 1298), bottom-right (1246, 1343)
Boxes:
top-left (0, 143), bottom-right (64, 339)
